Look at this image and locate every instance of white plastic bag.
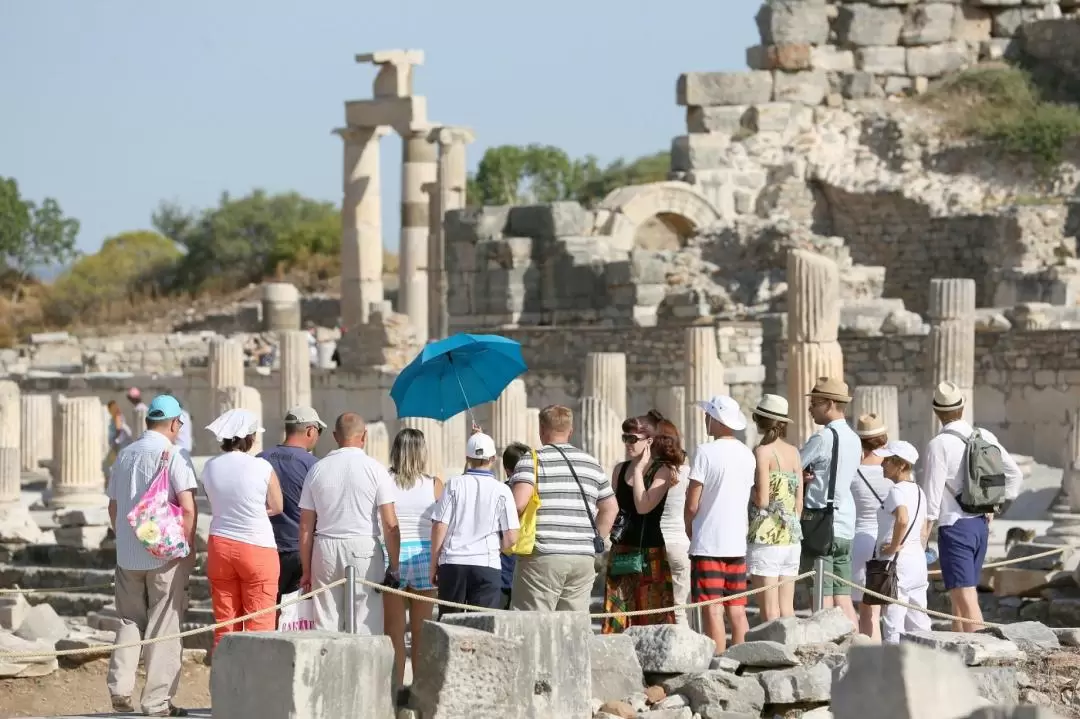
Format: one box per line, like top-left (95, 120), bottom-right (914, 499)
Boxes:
top-left (278, 590), bottom-right (315, 631)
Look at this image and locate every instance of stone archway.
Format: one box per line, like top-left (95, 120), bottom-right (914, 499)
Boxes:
top-left (596, 182), bottom-right (724, 250)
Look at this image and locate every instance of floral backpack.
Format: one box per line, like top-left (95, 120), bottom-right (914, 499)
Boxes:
top-left (126, 449), bottom-right (190, 561)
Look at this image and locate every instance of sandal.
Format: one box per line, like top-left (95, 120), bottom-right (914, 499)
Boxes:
top-left (145, 705), bottom-right (188, 717)
top-left (111, 696), bottom-right (136, 712)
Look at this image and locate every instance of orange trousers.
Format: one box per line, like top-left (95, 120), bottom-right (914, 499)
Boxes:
top-left (207, 535), bottom-right (280, 648)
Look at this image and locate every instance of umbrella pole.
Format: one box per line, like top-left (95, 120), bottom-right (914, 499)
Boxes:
top-left (448, 356), bottom-right (476, 429)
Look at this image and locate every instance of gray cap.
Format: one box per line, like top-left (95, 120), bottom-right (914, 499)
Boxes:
top-left (284, 406), bottom-right (327, 430)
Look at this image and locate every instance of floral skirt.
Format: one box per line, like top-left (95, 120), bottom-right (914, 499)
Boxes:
top-left (602, 545), bottom-right (675, 634)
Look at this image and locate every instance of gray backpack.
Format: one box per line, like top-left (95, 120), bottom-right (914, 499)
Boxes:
top-left (943, 428), bottom-right (1008, 513)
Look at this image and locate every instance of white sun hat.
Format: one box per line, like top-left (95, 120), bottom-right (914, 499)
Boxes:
top-left (873, 440), bottom-right (919, 465)
top-left (206, 408), bottom-right (266, 442)
top-left (696, 395), bottom-right (747, 432)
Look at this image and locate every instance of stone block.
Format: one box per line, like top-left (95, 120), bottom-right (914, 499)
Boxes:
top-left (811, 46), bottom-right (856, 72)
top-left (772, 70), bottom-right (829, 106)
top-left (0, 594), bottom-right (30, 630)
top-left (953, 5), bottom-right (993, 43)
top-left (743, 103), bottom-right (798, 133)
top-left (677, 72), bottom-right (774, 107)
top-left (747, 43), bottom-right (813, 71)
top-left (967, 665), bottom-right (1020, 705)
top-left (685, 106), bottom-right (749, 134)
top-left (54, 525), bottom-right (111, 549)
top-left (836, 5), bottom-right (905, 47)
top-left (506, 201), bottom-right (591, 239)
top-left (744, 608), bottom-right (855, 646)
top-left (53, 507), bottom-right (111, 527)
top-left (756, 661), bottom-right (833, 703)
top-left (590, 634), bottom-right (645, 703)
top-left (0, 631), bottom-right (58, 678)
top-left (842, 71), bottom-right (885, 99)
top-left (884, 76), bottom-right (914, 95)
top-left (442, 611), bottom-right (592, 719)
top-left (1007, 541), bottom-right (1070, 570)
top-left (968, 708), bottom-right (1065, 719)
top-left (993, 7), bottom-right (1040, 36)
top-left (625, 624), bottom-right (715, 674)
top-left (14, 603), bottom-right (68, 643)
top-left (668, 670), bottom-right (766, 716)
top-left (671, 135), bottom-right (734, 171)
top-left (971, 0), bottom-right (1024, 5)
top-left (722, 640), bottom-right (800, 668)
top-left (210, 632), bottom-right (395, 719)
top-left (412, 621), bottom-right (526, 719)
top-left (756, 0), bottom-right (830, 45)
top-left (902, 3), bottom-right (956, 45)
top-left (984, 621), bottom-right (1060, 652)
top-left (993, 568), bottom-right (1054, 597)
top-left (906, 42), bottom-right (970, 77)
top-left (901, 631), bottom-right (1022, 666)
top-left (856, 46), bottom-right (909, 74)
top-left (444, 205), bottom-right (510, 246)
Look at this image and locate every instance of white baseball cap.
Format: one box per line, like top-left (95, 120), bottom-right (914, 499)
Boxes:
top-left (873, 440), bottom-right (919, 465)
top-left (696, 395), bottom-right (747, 432)
top-left (466, 433), bottom-right (497, 460)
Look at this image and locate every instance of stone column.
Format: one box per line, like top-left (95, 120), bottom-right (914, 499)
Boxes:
top-left (583, 353), bottom-right (627, 422)
top-left (787, 249), bottom-right (843, 446)
top-left (443, 413), bottom-right (467, 472)
top-left (279, 330), bottom-right (313, 412)
top-left (427, 126), bottom-right (475, 341)
top-left (366, 421), bottom-right (391, 467)
top-left (399, 417), bottom-right (448, 478)
top-left (928, 278), bottom-right (976, 435)
top-left (399, 128), bottom-right (438, 342)
top-left (490, 379), bottom-right (528, 478)
top-left (337, 125), bottom-right (390, 329)
top-left (654, 386), bottom-right (686, 439)
top-left (208, 337), bottom-right (245, 389)
top-left (262, 282), bottom-right (302, 331)
top-left (1047, 408), bottom-right (1080, 542)
top-left (51, 396), bottom-right (107, 508)
top-left (20, 393), bottom-right (52, 473)
top-left (0, 382), bottom-right (20, 507)
top-left (579, 397), bottom-right (622, 476)
top-left (685, 326), bottom-right (727, 452)
top-left (526, 408), bottom-right (541, 448)
top-left (216, 386), bottom-right (264, 454)
top-left (851, 386), bottom-right (900, 440)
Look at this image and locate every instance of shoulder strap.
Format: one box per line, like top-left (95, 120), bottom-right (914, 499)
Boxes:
top-left (857, 469), bottom-right (885, 508)
top-left (897, 486), bottom-right (922, 549)
top-left (825, 426), bottom-right (840, 506)
top-left (942, 428), bottom-right (971, 443)
top-left (617, 461), bottom-right (630, 484)
top-left (548, 444), bottom-right (600, 536)
top-left (771, 450), bottom-right (783, 474)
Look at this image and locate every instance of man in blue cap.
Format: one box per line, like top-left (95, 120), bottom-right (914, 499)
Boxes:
top-left (106, 394), bottom-right (198, 717)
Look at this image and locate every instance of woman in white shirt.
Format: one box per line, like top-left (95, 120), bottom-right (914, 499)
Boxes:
top-left (201, 409), bottom-right (284, 649)
top-left (383, 428), bottom-right (442, 698)
top-left (654, 414), bottom-right (691, 624)
top-left (874, 440), bottom-right (931, 644)
top-left (851, 414), bottom-right (895, 642)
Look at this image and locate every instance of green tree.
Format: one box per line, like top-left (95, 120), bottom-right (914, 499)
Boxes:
top-left (0, 177), bottom-right (80, 301)
top-left (575, 151), bottom-right (671, 206)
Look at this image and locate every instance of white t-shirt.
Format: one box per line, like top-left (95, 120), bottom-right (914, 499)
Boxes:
top-left (391, 474), bottom-right (437, 544)
top-left (852, 464), bottom-right (893, 535)
top-left (202, 452), bottom-right (276, 548)
top-left (298, 447), bottom-right (395, 539)
top-left (660, 465), bottom-right (691, 549)
top-left (431, 470), bottom-right (519, 570)
top-left (688, 438), bottom-right (757, 558)
top-left (876, 481), bottom-right (927, 559)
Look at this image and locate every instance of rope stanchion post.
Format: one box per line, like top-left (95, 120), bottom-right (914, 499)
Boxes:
top-left (345, 565), bottom-right (357, 634)
top-left (812, 557), bottom-right (825, 612)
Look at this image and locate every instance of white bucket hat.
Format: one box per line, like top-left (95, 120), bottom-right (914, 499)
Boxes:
top-left (753, 394), bottom-right (790, 423)
top-left (874, 440), bottom-right (919, 465)
top-left (932, 381), bottom-right (966, 411)
top-left (206, 408), bottom-right (265, 442)
top-left (696, 395), bottom-right (747, 431)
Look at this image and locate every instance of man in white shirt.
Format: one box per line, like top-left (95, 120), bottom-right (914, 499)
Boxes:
top-left (299, 412), bottom-right (401, 634)
top-left (685, 395), bottom-right (756, 654)
top-left (430, 433), bottom-right (520, 613)
top-left (922, 381), bottom-right (1023, 632)
top-left (105, 395), bottom-right (198, 717)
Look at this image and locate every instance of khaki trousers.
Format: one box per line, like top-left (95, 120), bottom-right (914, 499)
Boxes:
top-left (666, 544), bottom-right (692, 624)
top-left (510, 553), bottom-right (595, 612)
top-left (311, 535), bottom-right (385, 634)
top-left (106, 557), bottom-right (192, 713)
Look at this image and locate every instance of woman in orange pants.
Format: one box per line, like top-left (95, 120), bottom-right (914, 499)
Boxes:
top-left (201, 409), bottom-right (284, 648)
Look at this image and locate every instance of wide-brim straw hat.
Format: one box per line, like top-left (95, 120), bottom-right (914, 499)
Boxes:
top-left (754, 394), bottom-right (790, 423)
top-left (855, 413), bottom-right (887, 438)
top-left (932, 381), bottom-right (966, 411)
top-left (807, 377), bottom-right (851, 403)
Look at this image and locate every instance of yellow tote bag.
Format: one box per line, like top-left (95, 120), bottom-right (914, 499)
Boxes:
top-left (505, 449), bottom-right (541, 556)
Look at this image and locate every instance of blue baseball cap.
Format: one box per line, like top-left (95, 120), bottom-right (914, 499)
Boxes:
top-left (147, 395), bottom-right (183, 421)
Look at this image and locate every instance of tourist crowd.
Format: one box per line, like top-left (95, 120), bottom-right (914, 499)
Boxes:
top-left (101, 375), bottom-right (1025, 714)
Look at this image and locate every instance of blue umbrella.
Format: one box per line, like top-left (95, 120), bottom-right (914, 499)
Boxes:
top-left (390, 333), bottom-right (527, 421)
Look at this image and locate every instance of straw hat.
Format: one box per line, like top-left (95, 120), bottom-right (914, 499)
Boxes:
top-left (807, 377), bottom-right (851, 403)
top-left (855, 413), bottom-right (887, 438)
top-left (754, 394), bottom-right (790, 423)
top-left (932, 381), bottom-right (966, 411)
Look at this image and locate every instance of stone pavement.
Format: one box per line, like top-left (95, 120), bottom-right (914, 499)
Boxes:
top-left (23, 712), bottom-right (211, 719)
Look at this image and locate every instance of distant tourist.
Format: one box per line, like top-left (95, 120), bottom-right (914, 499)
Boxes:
top-left (201, 409), bottom-right (284, 649)
top-left (746, 395), bottom-right (802, 622)
top-left (299, 413), bottom-right (401, 633)
top-left (176, 404), bottom-right (193, 454)
top-left (509, 405), bottom-right (617, 612)
top-left (105, 395), bottom-right (197, 717)
top-left (104, 400), bottom-right (134, 478)
top-left (685, 395), bottom-right (754, 654)
top-left (306, 322), bottom-right (318, 366)
top-left (922, 381), bottom-right (1023, 632)
top-left (256, 406), bottom-right (325, 604)
top-left (125, 387), bottom-right (147, 419)
top-left (654, 416), bottom-right (692, 624)
top-left (851, 413), bottom-right (894, 642)
top-left (800, 377), bottom-right (861, 627)
top-left (499, 442), bottom-right (531, 609)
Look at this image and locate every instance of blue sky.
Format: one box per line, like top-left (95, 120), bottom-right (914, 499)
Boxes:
top-left (1, 0), bottom-right (758, 256)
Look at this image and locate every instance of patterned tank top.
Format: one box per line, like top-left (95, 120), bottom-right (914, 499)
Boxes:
top-left (747, 450), bottom-right (802, 546)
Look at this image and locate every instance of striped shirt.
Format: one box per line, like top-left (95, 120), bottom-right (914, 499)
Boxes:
top-left (509, 443), bottom-right (614, 556)
top-left (107, 430), bottom-right (198, 571)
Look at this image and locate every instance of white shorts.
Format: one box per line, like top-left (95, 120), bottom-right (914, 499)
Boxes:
top-left (851, 531), bottom-right (878, 602)
top-left (747, 543), bottom-right (801, 578)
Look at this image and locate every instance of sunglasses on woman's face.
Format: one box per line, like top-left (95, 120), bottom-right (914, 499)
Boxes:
top-left (621, 434), bottom-right (645, 445)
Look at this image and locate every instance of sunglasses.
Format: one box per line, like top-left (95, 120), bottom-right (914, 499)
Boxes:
top-left (621, 434), bottom-right (645, 445)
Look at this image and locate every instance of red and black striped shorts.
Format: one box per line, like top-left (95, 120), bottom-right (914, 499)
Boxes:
top-left (690, 556), bottom-right (748, 607)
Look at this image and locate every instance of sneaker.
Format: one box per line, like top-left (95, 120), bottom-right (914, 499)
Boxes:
top-left (111, 696), bottom-right (135, 712)
top-left (145, 705), bottom-right (188, 717)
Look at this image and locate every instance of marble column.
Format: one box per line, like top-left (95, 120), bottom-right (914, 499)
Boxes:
top-left (526, 408), bottom-right (541, 448)
top-left (579, 397), bottom-right (622, 476)
top-left (427, 126), bottom-right (475, 341)
top-left (685, 326), bottom-right (726, 452)
top-left (399, 127), bottom-right (438, 342)
top-left (0, 380), bottom-right (19, 450)
top-left (654, 386), bottom-right (686, 438)
top-left (928, 278), bottom-right (976, 436)
top-left (786, 249), bottom-right (843, 446)
top-left (400, 417), bottom-right (448, 478)
top-left (51, 396), bottom-right (107, 508)
top-left (490, 379), bottom-right (528, 478)
top-left (1047, 408), bottom-right (1080, 542)
top-left (216, 386), bottom-right (264, 454)
top-left (208, 337), bottom-right (245, 390)
top-left (366, 421), bottom-right (391, 467)
top-left (851, 386), bottom-right (900, 440)
top-left (583, 353), bottom-right (627, 422)
top-left (262, 282), bottom-right (302, 331)
top-left (443, 412), bottom-right (468, 471)
top-left (337, 125), bottom-right (390, 329)
top-left (280, 330), bottom-right (313, 412)
top-left (20, 393), bottom-right (52, 473)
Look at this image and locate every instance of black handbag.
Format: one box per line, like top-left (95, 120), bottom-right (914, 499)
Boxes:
top-left (549, 444), bottom-right (607, 555)
top-left (608, 463), bottom-right (631, 545)
top-left (863, 488), bottom-right (922, 606)
top-left (800, 426), bottom-right (840, 557)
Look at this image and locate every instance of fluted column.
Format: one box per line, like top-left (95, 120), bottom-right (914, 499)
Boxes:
top-left (427, 126), bottom-right (475, 341)
top-left (366, 421), bottom-right (391, 467)
top-left (0, 381), bottom-right (20, 507)
top-left (579, 397), bottom-right (622, 477)
top-left (209, 337), bottom-right (245, 389)
top-left (443, 413), bottom-right (467, 474)
top-left (400, 417), bottom-right (448, 478)
top-left (1046, 409), bottom-right (1080, 542)
top-left (20, 393), bottom-right (52, 474)
top-left (851, 386), bottom-right (899, 440)
top-left (491, 379), bottom-right (528, 478)
top-left (655, 386), bottom-right (686, 437)
top-left (262, 282), bottom-right (302, 331)
top-left (583, 353), bottom-right (627, 422)
top-left (337, 125), bottom-right (390, 329)
top-left (51, 396), bottom-right (107, 508)
top-left (400, 128), bottom-right (438, 342)
top-left (280, 330), bottom-right (313, 412)
top-left (526, 408), bottom-right (541, 448)
top-left (685, 326), bottom-right (727, 451)
top-left (216, 386), bottom-right (264, 453)
top-left (928, 278), bottom-right (976, 434)
top-left (787, 249), bottom-right (843, 445)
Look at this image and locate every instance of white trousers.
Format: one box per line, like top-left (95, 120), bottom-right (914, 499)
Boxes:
top-left (666, 544), bottom-right (692, 625)
top-left (311, 535), bottom-right (385, 635)
top-left (881, 550), bottom-right (931, 644)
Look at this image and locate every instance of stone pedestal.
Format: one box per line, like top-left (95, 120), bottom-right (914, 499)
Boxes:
top-left (262, 283), bottom-right (302, 331)
top-left (50, 397), bottom-right (107, 508)
top-left (338, 126), bottom-right (390, 329)
top-left (366, 421), bottom-right (391, 467)
top-left (399, 129), bottom-right (438, 342)
top-left (280, 330), bottom-right (313, 412)
top-left (209, 337), bottom-right (245, 389)
top-left (399, 417), bottom-right (449, 478)
top-left (654, 386), bottom-right (686, 440)
top-left (583, 353), bottom-right (627, 422)
top-left (851, 385), bottom-right (900, 439)
top-left (928, 278), bottom-right (976, 435)
top-left (579, 397), bottom-right (622, 476)
top-left (216, 387), bottom-right (264, 454)
top-left (685, 326), bottom-right (726, 451)
top-left (0, 380), bottom-right (19, 449)
top-left (20, 394), bottom-right (52, 474)
top-left (491, 379), bottom-right (528, 478)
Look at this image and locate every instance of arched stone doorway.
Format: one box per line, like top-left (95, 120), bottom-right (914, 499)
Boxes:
top-left (596, 182), bottom-right (723, 250)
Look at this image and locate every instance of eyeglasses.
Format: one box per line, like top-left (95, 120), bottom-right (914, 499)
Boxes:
top-left (621, 434), bottom-right (645, 445)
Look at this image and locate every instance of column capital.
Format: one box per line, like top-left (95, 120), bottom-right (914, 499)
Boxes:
top-left (355, 50), bottom-right (425, 98)
top-left (333, 125), bottom-right (391, 145)
top-left (429, 125), bottom-right (476, 147)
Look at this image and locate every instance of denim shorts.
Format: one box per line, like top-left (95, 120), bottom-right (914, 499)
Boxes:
top-left (937, 517), bottom-right (989, 590)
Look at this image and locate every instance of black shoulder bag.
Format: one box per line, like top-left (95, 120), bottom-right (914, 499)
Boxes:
top-left (549, 444), bottom-right (607, 555)
top-left (800, 426), bottom-right (840, 557)
top-left (608, 462), bottom-right (631, 545)
top-left (863, 487), bottom-right (922, 606)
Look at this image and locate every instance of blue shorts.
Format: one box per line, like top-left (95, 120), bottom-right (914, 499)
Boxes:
top-left (937, 517), bottom-right (989, 590)
top-left (384, 539), bottom-right (434, 591)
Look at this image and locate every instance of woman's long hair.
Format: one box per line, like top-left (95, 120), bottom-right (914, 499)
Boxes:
top-left (624, 410), bottom-right (686, 481)
top-left (752, 412), bottom-right (787, 447)
top-left (390, 428), bottom-right (427, 490)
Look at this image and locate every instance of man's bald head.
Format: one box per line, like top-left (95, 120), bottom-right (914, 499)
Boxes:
top-left (334, 412), bottom-right (367, 448)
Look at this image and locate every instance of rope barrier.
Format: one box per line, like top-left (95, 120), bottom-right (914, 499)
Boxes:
top-left (0, 582), bottom-right (115, 595)
top-left (926, 545), bottom-right (1066, 577)
top-left (822, 571), bottom-right (1005, 628)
